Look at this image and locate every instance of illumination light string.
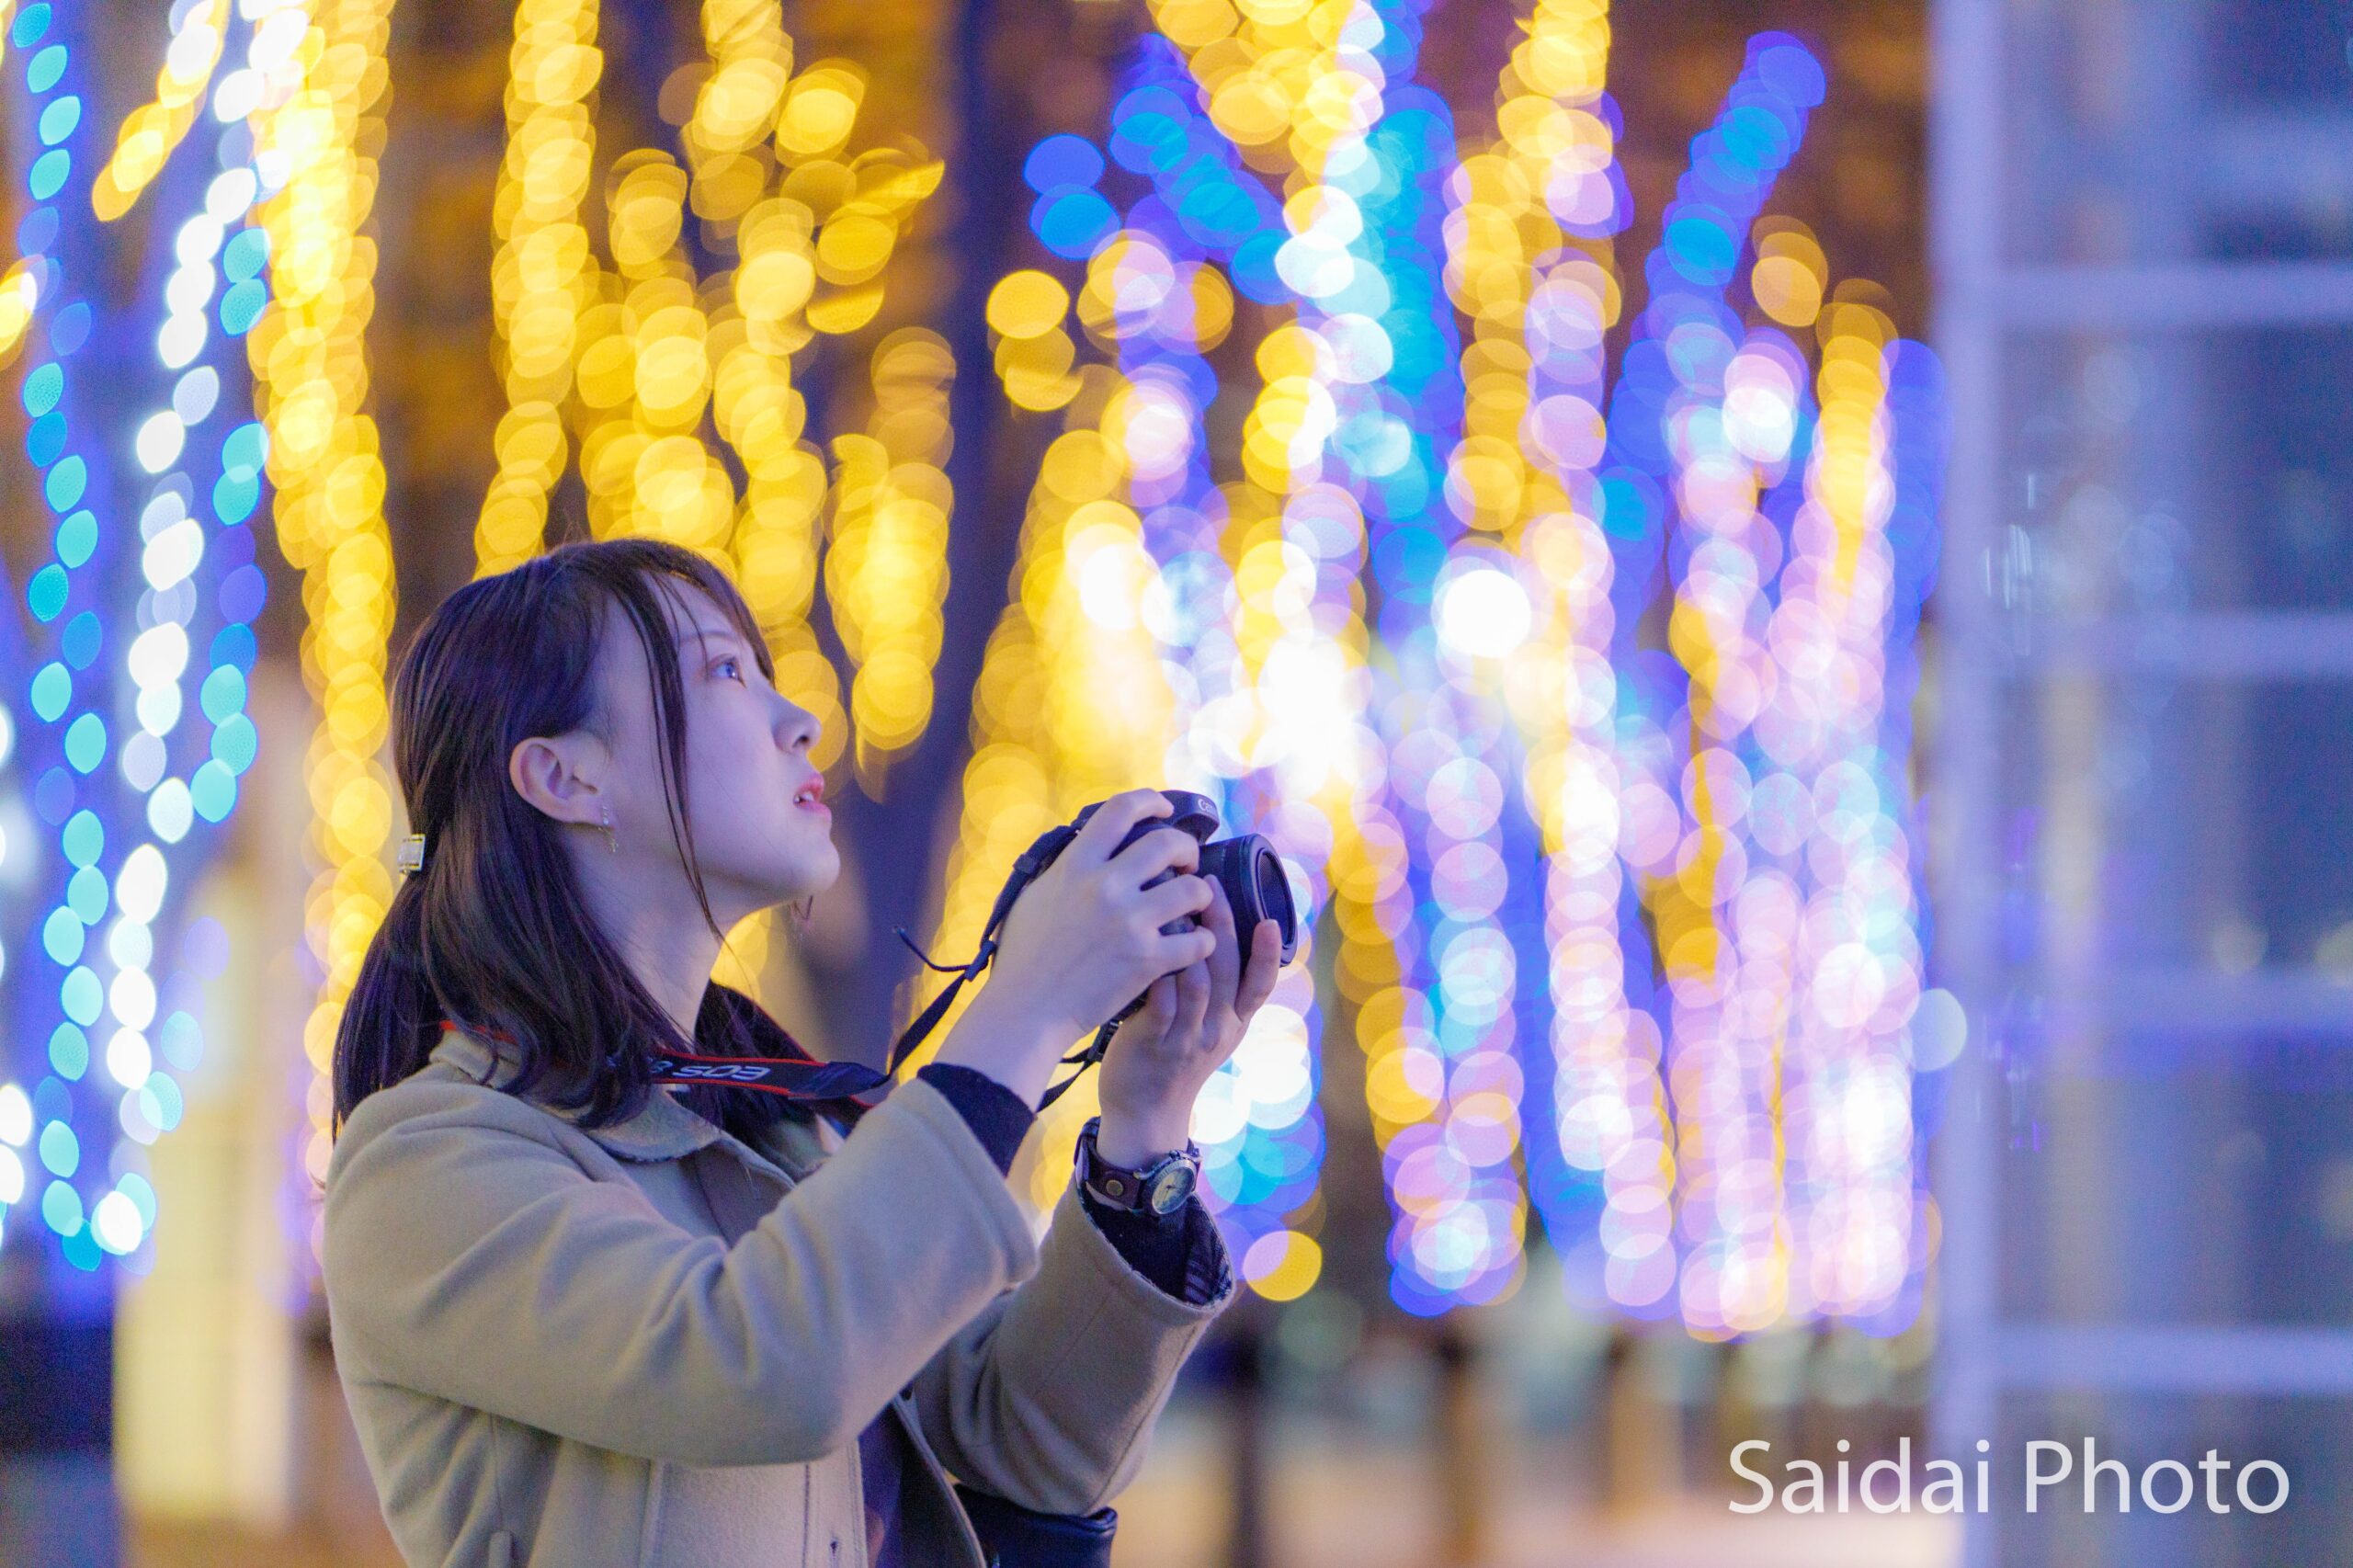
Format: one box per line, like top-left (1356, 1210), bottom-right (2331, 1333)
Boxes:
top-left (1852, 337), bottom-right (1942, 1332)
top-left (979, 26), bottom-right (1375, 1297)
top-left (1591, 35), bottom-right (1945, 1335)
top-left (983, 11), bottom-right (1948, 1326)
top-left (1142, 0), bottom-right (1507, 1310)
top-left (1079, 2), bottom-right (1538, 1311)
top-left (972, 36), bottom-right (1341, 1292)
top-left (1766, 312), bottom-right (1941, 1332)
top-left (0, 0), bottom-right (278, 1273)
top-left (1412, 0), bottom-right (1651, 1321)
top-left (1436, 0), bottom-right (1688, 1322)
top-left (1581, 35), bottom-right (1821, 1332)
top-left (1647, 322), bottom-right (1819, 1335)
top-left (1103, 36), bottom-right (1342, 1292)
top-left (1165, 0), bottom-right (1532, 1313)
top-left (1316, 8), bottom-right (1558, 1315)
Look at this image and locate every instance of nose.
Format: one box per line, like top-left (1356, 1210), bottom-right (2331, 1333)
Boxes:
top-left (772, 690), bottom-right (820, 755)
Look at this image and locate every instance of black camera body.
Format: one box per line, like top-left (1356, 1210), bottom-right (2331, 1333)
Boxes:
top-left (1056, 790), bottom-right (1302, 1021)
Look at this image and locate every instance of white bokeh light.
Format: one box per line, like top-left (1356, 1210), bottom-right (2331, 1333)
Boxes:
top-left (1435, 565), bottom-right (1533, 659)
top-left (135, 412), bottom-right (188, 473)
top-left (92, 1190), bottom-right (145, 1255)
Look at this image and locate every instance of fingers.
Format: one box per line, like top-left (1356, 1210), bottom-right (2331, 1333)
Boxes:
top-left (1110, 971), bottom-right (1175, 1048)
top-left (1109, 824), bottom-right (1200, 884)
top-left (1236, 920), bottom-right (1282, 1017)
top-left (1137, 869), bottom-right (1213, 927)
top-left (1202, 878), bottom-right (1241, 1005)
top-left (1070, 789), bottom-right (1171, 866)
top-left (1139, 971), bottom-right (1177, 1025)
top-left (1173, 955), bottom-right (1211, 1040)
top-left (1150, 922), bottom-right (1217, 972)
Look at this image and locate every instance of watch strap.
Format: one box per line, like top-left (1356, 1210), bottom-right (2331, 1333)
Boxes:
top-left (1075, 1116), bottom-right (1199, 1215)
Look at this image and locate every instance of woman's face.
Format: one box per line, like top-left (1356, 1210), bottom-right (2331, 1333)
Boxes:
top-left (589, 581), bottom-right (839, 924)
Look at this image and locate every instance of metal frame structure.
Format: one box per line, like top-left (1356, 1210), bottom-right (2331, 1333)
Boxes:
top-left (1931, 1), bottom-right (2353, 1562)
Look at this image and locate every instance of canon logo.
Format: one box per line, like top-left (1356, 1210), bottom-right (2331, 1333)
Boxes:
top-left (662, 1063), bottom-right (767, 1083)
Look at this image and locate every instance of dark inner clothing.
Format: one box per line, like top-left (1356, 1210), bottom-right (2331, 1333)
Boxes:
top-left (822, 1061), bottom-right (1213, 1568)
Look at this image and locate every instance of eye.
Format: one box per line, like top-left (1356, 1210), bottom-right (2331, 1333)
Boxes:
top-left (713, 655), bottom-right (746, 684)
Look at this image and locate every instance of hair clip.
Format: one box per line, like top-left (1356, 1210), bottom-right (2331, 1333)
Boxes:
top-left (395, 832), bottom-right (426, 876)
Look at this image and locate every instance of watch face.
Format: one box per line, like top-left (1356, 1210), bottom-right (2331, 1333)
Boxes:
top-left (1146, 1162), bottom-right (1196, 1215)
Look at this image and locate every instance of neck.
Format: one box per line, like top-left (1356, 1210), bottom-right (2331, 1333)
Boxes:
top-left (572, 850), bottom-right (733, 1047)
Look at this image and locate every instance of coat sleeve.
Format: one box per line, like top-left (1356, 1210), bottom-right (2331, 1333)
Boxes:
top-left (321, 1074), bottom-right (1040, 1469)
top-left (905, 1177), bottom-right (1236, 1516)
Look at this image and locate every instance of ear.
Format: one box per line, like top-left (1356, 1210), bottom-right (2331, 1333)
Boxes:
top-left (508, 733), bottom-right (608, 828)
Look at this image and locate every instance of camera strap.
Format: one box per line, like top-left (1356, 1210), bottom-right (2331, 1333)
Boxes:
top-left (882, 819), bottom-right (1117, 1110)
top-left (435, 819), bottom-right (1117, 1112)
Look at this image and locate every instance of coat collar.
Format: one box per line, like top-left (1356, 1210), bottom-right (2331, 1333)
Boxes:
top-left (428, 1025), bottom-right (729, 1165)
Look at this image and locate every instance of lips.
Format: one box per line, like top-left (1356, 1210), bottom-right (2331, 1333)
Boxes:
top-left (792, 778), bottom-right (828, 812)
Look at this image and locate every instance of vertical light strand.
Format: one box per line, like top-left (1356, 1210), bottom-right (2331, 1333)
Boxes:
top-left (1057, 53), bottom-right (1314, 1279)
top-left (915, 379), bottom-right (1183, 1214)
top-left (89, 0), bottom-right (230, 221)
top-left (1336, 3), bottom-right (1545, 1315)
top-left (1775, 293), bottom-right (1923, 1325)
top-left (1448, 0), bottom-right (1637, 1306)
top-left (0, 0), bottom-right (291, 1269)
top-left (473, 0), bottom-right (601, 574)
top-left (824, 328), bottom-right (953, 792)
top-left (1118, 0), bottom-right (1522, 1310)
top-left (5, 0), bottom-right (291, 1261)
top-left (1106, 9), bottom-right (1377, 1301)
top-left (720, 196), bottom-right (837, 767)
top-left (86, 0), bottom-right (295, 1234)
top-left (1486, 3), bottom-right (1681, 1317)
top-left (1094, 175), bottom-right (1342, 1298)
top-left (1404, 0), bottom-right (1635, 1320)
top-left (1652, 317), bottom-right (1809, 1337)
top-left (1580, 32), bottom-right (1823, 1326)
top-left (6, 0), bottom-right (115, 1271)
top-left (249, 0), bottom-right (395, 1256)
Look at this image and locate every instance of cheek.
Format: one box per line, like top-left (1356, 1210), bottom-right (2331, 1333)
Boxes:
top-left (682, 713), bottom-right (782, 823)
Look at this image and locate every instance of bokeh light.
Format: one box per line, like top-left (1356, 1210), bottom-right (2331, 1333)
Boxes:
top-left (939, 9), bottom-right (1948, 1336)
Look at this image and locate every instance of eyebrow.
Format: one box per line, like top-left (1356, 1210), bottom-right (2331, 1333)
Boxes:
top-left (682, 623), bottom-right (750, 655)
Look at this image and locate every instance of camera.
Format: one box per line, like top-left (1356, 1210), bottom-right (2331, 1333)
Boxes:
top-left (1055, 790), bottom-right (1302, 1022)
top-left (887, 789), bottom-right (1308, 1108)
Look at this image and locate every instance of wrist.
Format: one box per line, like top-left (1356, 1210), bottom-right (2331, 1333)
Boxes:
top-left (931, 988), bottom-right (1067, 1109)
top-left (1093, 1102), bottom-right (1196, 1169)
top-left (968, 976), bottom-right (1082, 1052)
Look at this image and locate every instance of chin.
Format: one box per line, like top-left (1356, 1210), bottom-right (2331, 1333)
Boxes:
top-left (779, 845), bottom-right (841, 903)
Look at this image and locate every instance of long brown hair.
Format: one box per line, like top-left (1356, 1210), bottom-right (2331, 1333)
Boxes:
top-left (332, 537), bottom-right (826, 1141)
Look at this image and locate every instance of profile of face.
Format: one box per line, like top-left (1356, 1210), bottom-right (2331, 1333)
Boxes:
top-left (508, 579), bottom-right (839, 933)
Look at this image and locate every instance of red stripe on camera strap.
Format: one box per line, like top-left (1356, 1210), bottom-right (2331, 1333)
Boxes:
top-left (434, 1020), bottom-right (892, 1104)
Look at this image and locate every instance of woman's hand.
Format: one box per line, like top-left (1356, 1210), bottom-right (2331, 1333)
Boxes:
top-left (1093, 876), bottom-right (1284, 1168)
top-left (944, 790), bottom-right (1219, 1101)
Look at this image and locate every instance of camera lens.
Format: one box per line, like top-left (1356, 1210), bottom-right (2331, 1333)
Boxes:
top-left (1251, 843), bottom-right (1299, 961)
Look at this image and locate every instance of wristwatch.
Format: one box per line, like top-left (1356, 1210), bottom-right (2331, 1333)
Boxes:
top-left (1074, 1115), bottom-right (1200, 1218)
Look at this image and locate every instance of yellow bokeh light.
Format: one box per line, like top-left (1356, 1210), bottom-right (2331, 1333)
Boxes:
top-left (985, 270), bottom-right (1072, 340)
top-left (1242, 1231), bottom-right (1324, 1301)
top-left (1751, 217), bottom-right (1828, 327)
top-left (92, 0), bottom-right (229, 222)
top-left (776, 65), bottom-right (866, 160)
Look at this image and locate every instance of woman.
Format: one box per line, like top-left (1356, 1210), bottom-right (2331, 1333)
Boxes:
top-left (323, 537), bottom-right (1284, 1567)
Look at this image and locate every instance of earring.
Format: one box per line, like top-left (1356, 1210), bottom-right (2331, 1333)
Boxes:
top-left (600, 801), bottom-right (619, 855)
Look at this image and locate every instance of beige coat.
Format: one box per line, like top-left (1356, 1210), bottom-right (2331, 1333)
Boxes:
top-left (322, 1027), bottom-right (1234, 1567)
